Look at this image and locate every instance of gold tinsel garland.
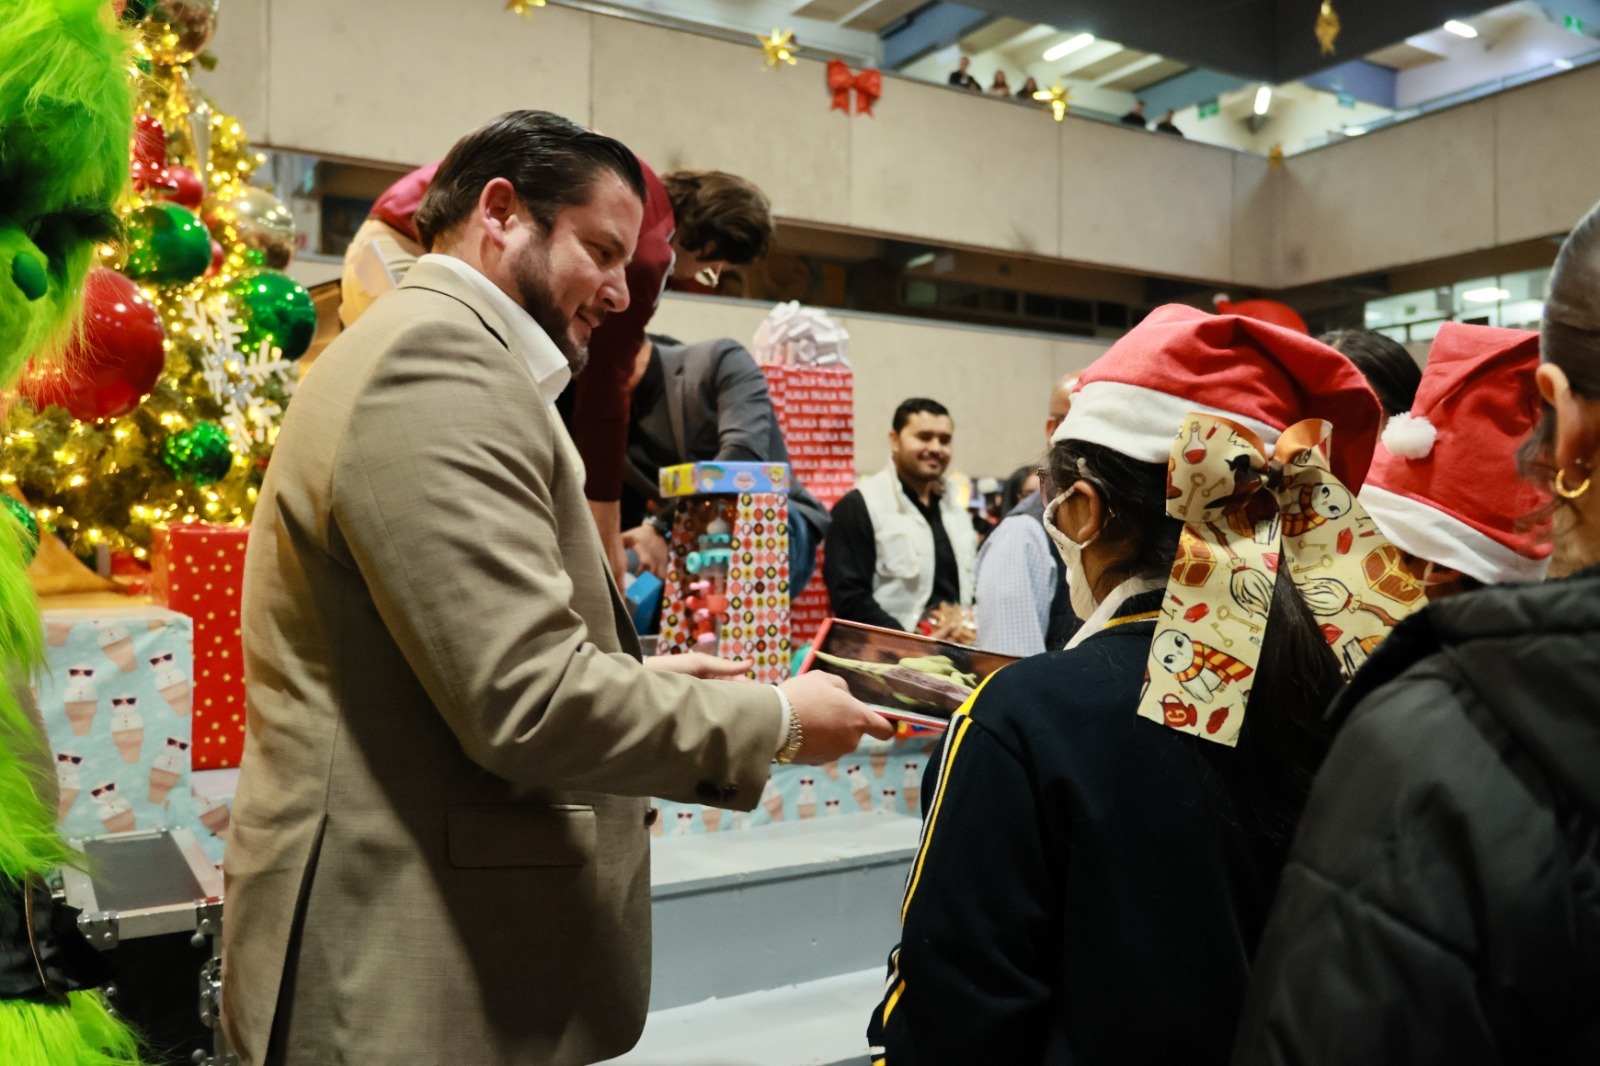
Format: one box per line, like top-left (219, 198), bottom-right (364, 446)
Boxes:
top-left (2, 46), bottom-right (284, 559)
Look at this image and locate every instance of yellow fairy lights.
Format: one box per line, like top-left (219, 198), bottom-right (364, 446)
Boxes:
top-left (760, 29), bottom-right (798, 69)
top-left (2, 62), bottom-right (274, 555)
top-left (1034, 83), bottom-right (1071, 121)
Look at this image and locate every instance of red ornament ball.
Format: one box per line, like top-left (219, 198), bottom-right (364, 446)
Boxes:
top-left (161, 165), bottom-right (205, 210)
top-left (21, 269), bottom-right (167, 421)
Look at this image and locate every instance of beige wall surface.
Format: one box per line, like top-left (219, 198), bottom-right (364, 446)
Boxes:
top-left (266, 0), bottom-right (594, 166)
top-left (1058, 119), bottom-right (1239, 283)
top-left (1494, 64), bottom-right (1600, 247)
top-left (1277, 104), bottom-right (1498, 287)
top-left (650, 295), bottom-right (1108, 479)
top-left (212, 0), bottom-right (1600, 292)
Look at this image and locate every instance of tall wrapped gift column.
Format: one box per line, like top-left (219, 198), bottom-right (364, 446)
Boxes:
top-left (151, 523), bottom-right (249, 769)
top-left (753, 302), bottom-right (855, 647)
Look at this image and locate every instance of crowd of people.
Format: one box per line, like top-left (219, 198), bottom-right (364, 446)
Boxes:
top-left (949, 56), bottom-right (1185, 136)
top-left (211, 107), bottom-right (1600, 1066)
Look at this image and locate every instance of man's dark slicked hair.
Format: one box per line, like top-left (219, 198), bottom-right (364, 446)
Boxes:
top-left (893, 397), bottom-right (952, 432)
top-left (414, 110), bottom-right (646, 250)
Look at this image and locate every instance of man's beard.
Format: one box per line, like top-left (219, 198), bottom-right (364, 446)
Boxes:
top-left (512, 244), bottom-right (591, 376)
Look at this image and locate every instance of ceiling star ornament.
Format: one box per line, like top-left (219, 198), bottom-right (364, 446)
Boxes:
top-left (1268, 143), bottom-right (1286, 168)
top-left (1315, 0), bottom-right (1341, 55)
top-left (761, 28), bottom-right (798, 69)
top-left (1034, 83), bottom-right (1071, 121)
top-left (505, 0), bottom-right (544, 19)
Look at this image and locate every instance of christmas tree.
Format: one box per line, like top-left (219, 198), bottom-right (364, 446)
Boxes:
top-left (3, 0), bottom-right (313, 563)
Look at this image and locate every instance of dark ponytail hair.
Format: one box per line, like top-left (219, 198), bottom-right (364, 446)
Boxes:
top-left (1045, 438), bottom-right (1342, 841)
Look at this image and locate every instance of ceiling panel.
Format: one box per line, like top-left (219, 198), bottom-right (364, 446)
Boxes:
top-left (942, 0), bottom-right (1507, 81)
top-left (842, 0), bottom-right (928, 32)
top-left (1109, 57), bottom-right (1191, 91)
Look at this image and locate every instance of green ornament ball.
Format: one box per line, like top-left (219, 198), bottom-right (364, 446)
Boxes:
top-left (123, 203), bottom-right (212, 284)
top-left (159, 421), bottom-right (234, 485)
top-left (1, 496), bottom-right (40, 566)
top-left (229, 268), bottom-right (316, 360)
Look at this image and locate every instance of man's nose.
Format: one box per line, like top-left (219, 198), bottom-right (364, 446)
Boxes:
top-left (600, 265), bottom-right (630, 314)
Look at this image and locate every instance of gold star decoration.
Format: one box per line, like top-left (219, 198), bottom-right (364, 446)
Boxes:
top-left (760, 28), bottom-right (798, 69)
top-left (1268, 143), bottom-right (1285, 168)
top-left (505, 0), bottom-right (544, 19)
top-left (1315, 0), bottom-right (1341, 55)
top-left (1033, 83), bottom-right (1071, 121)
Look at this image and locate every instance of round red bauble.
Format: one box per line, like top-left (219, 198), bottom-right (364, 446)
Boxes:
top-left (161, 165), bottom-right (205, 210)
top-left (21, 269), bottom-right (167, 421)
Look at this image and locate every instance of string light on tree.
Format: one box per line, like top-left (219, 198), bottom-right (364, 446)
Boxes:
top-left (1, 0), bottom-right (298, 557)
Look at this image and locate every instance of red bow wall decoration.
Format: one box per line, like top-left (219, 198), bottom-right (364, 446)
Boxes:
top-left (827, 59), bottom-right (882, 117)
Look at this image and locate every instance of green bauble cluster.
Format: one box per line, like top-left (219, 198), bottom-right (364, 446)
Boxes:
top-left (229, 268), bottom-right (316, 360)
top-left (159, 420), bottom-right (234, 485)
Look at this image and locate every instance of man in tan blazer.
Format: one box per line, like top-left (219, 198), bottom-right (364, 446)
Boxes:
top-left (222, 110), bottom-right (889, 1066)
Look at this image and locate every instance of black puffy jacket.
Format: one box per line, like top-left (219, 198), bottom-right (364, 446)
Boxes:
top-left (1233, 566), bottom-right (1600, 1064)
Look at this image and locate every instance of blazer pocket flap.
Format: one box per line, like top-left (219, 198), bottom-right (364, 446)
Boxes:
top-left (447, 804), bottom-right (595, 868)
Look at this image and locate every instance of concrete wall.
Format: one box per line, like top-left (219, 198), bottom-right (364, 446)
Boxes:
top-left (196, 0), bottom-right (1600, 292)
top-left (651, 295), bottom-right (1108, 479)
top-left (1275, 62), bottom-right (1600, 287)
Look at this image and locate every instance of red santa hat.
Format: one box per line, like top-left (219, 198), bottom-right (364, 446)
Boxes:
top-left (1359, 322), bottom-right (1551, 584)
top-left (1053, 303), bottom-right (1381, 490)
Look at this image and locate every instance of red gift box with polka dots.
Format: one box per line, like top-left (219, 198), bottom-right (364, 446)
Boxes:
top-left (150, 523), bottom-right (249, 770)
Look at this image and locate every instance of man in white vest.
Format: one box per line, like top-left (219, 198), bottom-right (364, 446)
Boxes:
top-left (823, 398), bottom-right (978, 631)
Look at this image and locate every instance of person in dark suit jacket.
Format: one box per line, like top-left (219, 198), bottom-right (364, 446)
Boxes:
top-left (621, 335), bottom-right (831, 597)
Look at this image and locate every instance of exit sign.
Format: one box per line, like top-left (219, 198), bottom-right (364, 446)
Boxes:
top-left (1198, 98), bottom-right (1220, 119)
top-left (1337, 91), bottom-right (1357, 109)
top-left (1565, 13), bottom-right (1585, 33)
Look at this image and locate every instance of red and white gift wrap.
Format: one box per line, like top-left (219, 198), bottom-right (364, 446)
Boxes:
top-left (763, 363), bottom-right (855, 643)
top-left (151, 523), bottom-right (250, 769)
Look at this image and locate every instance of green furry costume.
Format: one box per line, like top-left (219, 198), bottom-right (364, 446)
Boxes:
top-left (0, 0), bottom-right (143, 1062)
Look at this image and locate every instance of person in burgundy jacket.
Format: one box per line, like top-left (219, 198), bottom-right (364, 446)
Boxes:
top-left (340, 150), bottom-right (774, 579)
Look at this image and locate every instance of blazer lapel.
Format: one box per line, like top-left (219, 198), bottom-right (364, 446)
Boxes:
top-left (664, 351), bottom-right (690, 461)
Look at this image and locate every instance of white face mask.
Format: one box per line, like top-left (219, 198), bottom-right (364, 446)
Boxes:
top-left (1045, 488), bottom-right (1101, 621)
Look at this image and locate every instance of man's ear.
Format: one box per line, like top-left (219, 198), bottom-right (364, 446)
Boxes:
top-left (477, 178), bottom-right (521, 248)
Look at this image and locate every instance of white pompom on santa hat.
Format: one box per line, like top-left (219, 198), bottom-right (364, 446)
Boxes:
top-left (1360, 322), bottom-right (1551, 585)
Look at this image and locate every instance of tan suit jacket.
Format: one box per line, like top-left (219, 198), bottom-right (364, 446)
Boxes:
top-left (222, 260), bottom-right (781, 1065)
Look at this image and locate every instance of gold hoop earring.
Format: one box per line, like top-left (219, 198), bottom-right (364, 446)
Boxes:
top-left (1555, 467), bottom-right (1592, 500)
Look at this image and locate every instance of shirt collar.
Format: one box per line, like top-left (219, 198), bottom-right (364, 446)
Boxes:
top-left (418, 253), bottom-right (572, 405)
top-left (1063, 574), bottom-right (1167, 651)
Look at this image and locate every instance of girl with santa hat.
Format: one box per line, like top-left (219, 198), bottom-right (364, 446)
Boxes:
top-left (870, 303), bottom-right (1415, 1064)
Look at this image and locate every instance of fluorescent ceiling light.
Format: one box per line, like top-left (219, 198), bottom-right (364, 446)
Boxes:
top-left (905, 253), bottom-right (936, 269)
top-left (1462, 286), bottom-right (1509, 303)
top-left (1043, 33), bottom-right (1095, 62)
top-left (1443, 19), bottom-right (1478, 38)
top-left (1554, 57), bottom-right (1575, 70)
top-left (1345, 125), bottom-right (1366, 136)
top-left (1253, 85), bottom-right (1272, 115)
top-left (1364, 310), bottom-right (1383, 322)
